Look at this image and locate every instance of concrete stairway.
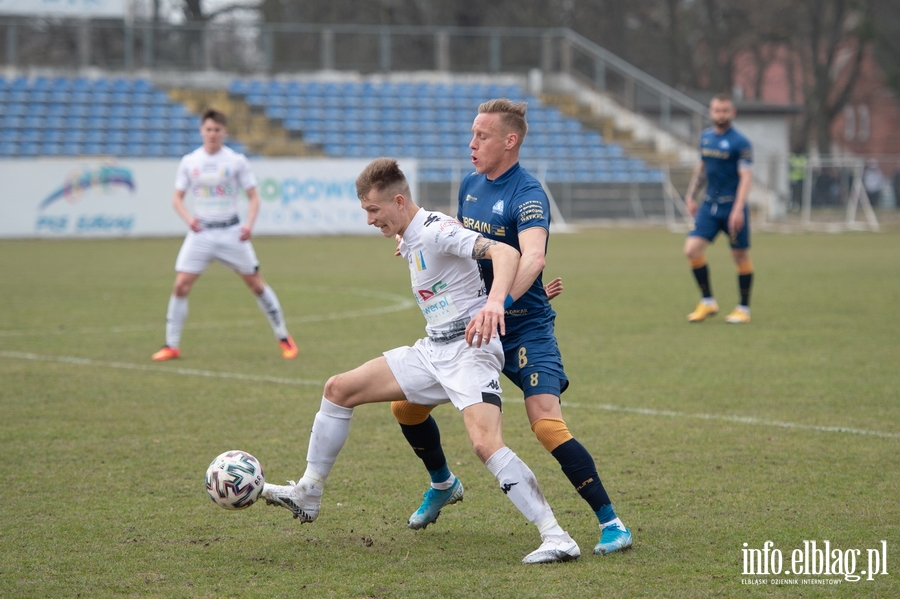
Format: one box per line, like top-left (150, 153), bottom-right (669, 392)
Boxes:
top-left (166, 88), bottom-right (323, 157)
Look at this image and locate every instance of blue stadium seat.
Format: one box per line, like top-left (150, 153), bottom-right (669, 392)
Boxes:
top-left (133, 79), bottom-right (154, 92)
top-left (60, 142), bottom-right (84, 156)
top-left (146, 130), bottom-right (168, 144)
top-left (43, 129), bottom-right (66, 144)
top-left (109, 104), bottom-right (129, 119)
top-left (131, 91), bottom-right (152, 105)
top-left (0, 141), bottom-right (18, 156)
top-left (102, 142), bottom-right (125, 155)
top-left (150, 91), bottom-right (172, 105)
top-left (49, 90), bottom-right (70, 104)
top-left (107, 130), bottom-right (128, 145)
top-left (86, 116), bottom-right (109, 131)
top-left (124, 143), bottom-right (146, 157)
top-left (70, 90), bottom-right (91, 104)
top-left (110, 91), bottom-right (131, 105)
top-left (145, 143), bottom-right (165, 157)
top-left (90, 90), bottom-right (111, 104)
top-left (82, 143), bottom-right (105, 156)
top-left (84, 130), bottom-right (106, 144)
top-left (165, 144), bottom-right (185, 157)
top-left (19, 129), bottom-right (42, 144)
top-left (19, 142), bottom-right (39, 156)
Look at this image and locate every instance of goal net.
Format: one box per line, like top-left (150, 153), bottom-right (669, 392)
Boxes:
top-left (786, 156), bottom-right (880, 232)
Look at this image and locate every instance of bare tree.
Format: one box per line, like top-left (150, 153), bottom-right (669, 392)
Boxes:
top-left (788, 0), bottom-right (873, 153)
top-left (871, 0), bottom-right (900, 95)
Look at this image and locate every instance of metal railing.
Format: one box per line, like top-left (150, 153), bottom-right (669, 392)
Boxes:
top-left (1, 18), bottom-right (707, 146)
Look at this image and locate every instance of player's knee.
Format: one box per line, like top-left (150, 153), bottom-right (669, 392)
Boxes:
top-left (531, 417), bottom-right (574, 452)
top-left (470, 438), bottom-right (500, 464)
top-left (323, 374), bottom-right (353, 406)
top-left (391, 400), bottom-right (433, 425)
top-left (687, 256), bottom-right (707, 269)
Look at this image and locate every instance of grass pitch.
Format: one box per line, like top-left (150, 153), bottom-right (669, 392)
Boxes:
top-left (1, 226), bottom-right (898, 598)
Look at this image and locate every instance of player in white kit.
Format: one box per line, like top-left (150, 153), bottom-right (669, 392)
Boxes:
top-left (261, 158), bottom-right (580, 564)
top-left (151, 109), bottom-right (297, 361)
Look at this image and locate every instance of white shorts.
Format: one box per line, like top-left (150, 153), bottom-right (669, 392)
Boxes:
top-left (174, 225), bottom-right (259, 275)
top-left (383, 336), bottom-right (504, 411)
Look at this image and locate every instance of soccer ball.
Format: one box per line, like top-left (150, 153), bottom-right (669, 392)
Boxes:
top-left (205, 450), bottom-right (265, 510)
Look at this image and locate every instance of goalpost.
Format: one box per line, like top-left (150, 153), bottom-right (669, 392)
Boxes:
top-left (797, 156), bottom-right (880, 232)
top-left (664, 157), bottom-right (880, 234)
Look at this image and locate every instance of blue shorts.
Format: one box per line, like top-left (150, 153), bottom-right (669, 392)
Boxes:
top-left (689, 199), bottom-right (750, 249)
top-left (501, 315), bottom-right (569, 399)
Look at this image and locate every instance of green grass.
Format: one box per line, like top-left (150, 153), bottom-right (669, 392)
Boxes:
top-left (1, 227), bottom-right (898, 598)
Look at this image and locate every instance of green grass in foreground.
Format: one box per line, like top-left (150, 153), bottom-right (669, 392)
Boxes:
top-left (0, 227), bottom-right (898, 598)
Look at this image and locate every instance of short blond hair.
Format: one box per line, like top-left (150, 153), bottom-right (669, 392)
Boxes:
top-left (478, 98), bottom-right (528, 145)
top-left (355, 157), bottom-right (410, 200)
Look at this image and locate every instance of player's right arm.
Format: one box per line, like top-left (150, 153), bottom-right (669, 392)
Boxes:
top-left (684, 160), bottom-right (706, 217)
top-left (465, 236), bottom-right (520, 347)
top-left (172, 189), bottom-right (200, 232)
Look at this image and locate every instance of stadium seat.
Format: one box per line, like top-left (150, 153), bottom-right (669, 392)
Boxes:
top-left (19, 142), bottom-right (39, 156)
top-left (82, 143), bottom-right (105, 156)
top-left (60, 142), bottom-right (84, 156)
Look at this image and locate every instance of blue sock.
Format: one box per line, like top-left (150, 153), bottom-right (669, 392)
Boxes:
top-left (596, 503), bottom-right (617, 525)
top-left (551, 438), bottom-right (611, 511)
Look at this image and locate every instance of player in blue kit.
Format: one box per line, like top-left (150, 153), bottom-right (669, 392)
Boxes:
top-left (262, 158), bottom-right (580, 564)
top-left (390, 99), bottom-right (632, 556)
top-left (683, 94), bottom-right (755, 324)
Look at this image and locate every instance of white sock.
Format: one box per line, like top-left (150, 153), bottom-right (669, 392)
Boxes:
top-left (165, 295), bottom-right (188, 348)
top-left (305, 397), bottom-right (353, 482)
top-left (256, 284), bottom-right (289, 339)
top-left (601, 517), bottom-right (625, 530)
top-left (702, 297), bottom-right (717, 306)
top-left (432, 475), bottom-right (456, 490)
top-left (484, 447), bottom-right (563, 536)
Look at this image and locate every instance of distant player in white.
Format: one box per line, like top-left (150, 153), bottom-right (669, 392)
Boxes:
top-left (261, 158), bottom-right (580, 564)
top-left (151, 109), bottom-right (297, 361)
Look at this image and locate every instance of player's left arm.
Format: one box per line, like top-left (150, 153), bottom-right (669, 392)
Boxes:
top-left (730, 165), bottom-right (753, 236)
top-left (466, 236), bottom-right (520, 347)
top-left (241, 187), bottom-right (260, 241)
top-left (508, 226), bottom-right (547, 302)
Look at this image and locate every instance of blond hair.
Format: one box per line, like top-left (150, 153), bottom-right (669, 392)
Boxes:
top-left (355, 157), bottom-right (410, 200)
top-left (478, 98), bottom-right (528, 145)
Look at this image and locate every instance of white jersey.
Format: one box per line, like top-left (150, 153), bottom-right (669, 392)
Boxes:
top-left (399, 208), bottom-right (488, 340)
top-left (174, 145), bottom-right (258, 222)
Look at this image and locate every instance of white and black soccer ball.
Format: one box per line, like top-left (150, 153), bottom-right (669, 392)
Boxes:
top-left (205, 450), bottom-right (265, 510)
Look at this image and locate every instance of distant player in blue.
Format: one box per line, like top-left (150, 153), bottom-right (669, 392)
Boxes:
top-left (391, 99), bottom-right (632, 556)
top-left (684, 93), bottom-right (755, 324)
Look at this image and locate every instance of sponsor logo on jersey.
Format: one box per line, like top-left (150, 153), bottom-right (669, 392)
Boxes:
top-left (424, 214), bottom-right (441, 227)
top-left (39, 165), bottom-right (135, 210)
top-left (416, 280), bottom-right (448, 302)
top-left (492, 200), bottom-right (504, 214)
top-left (461, 216), bottom-right (493, 234)
top-left (415, 250), bottom-right (427, 271)
top-left (487, 379), bottom-right (500, 391)
top-left (465, 194), bottom-right (478, 202)
top-left (701, 147), bottom-right (731, 160)
top-left (192, 184), bottom-right (237, 197)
